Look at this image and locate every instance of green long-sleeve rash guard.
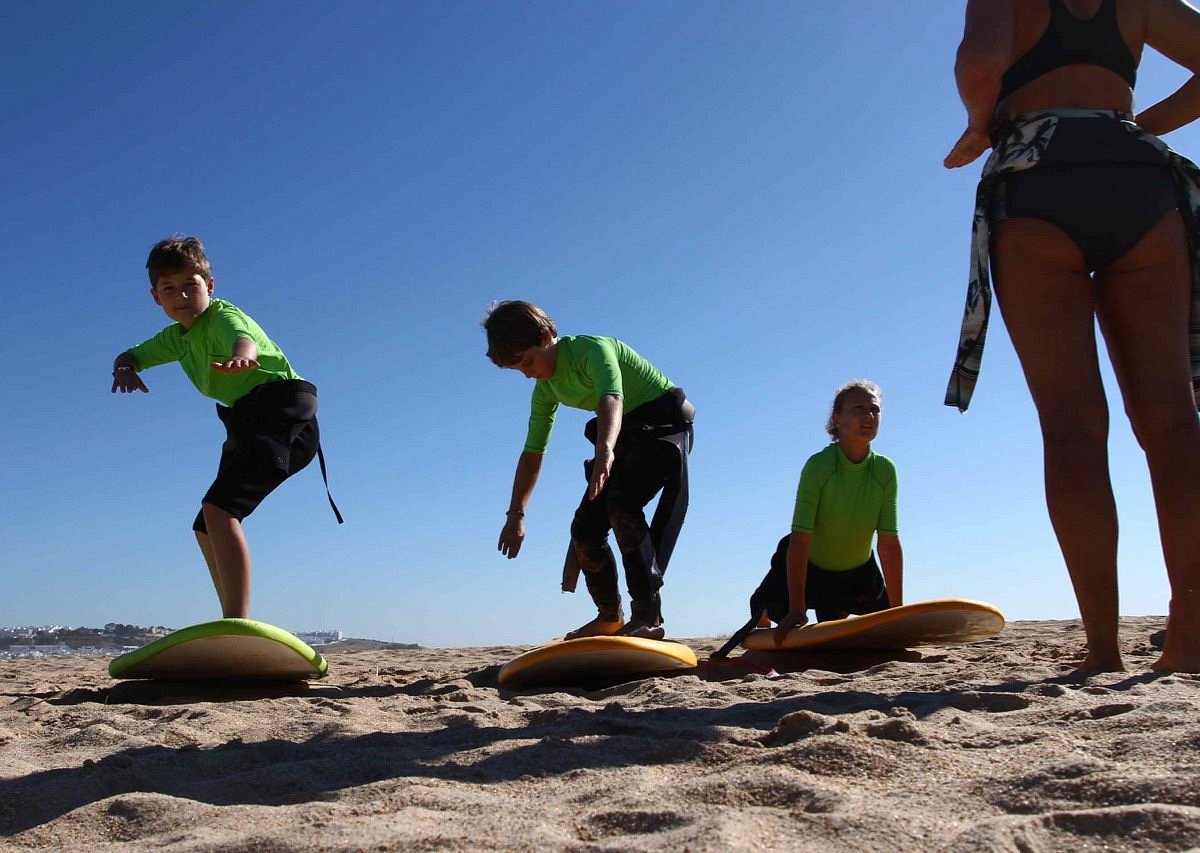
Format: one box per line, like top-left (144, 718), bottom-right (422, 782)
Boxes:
top-left (126, 298), bottom-right (302, 406)
top-left (791, 443), bottom-right (899, 571)
top-left (523, 335), bottom-right (674, 454)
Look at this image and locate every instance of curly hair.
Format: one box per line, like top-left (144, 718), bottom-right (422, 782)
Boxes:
top-left (825, 380), bottom-right (882, 440)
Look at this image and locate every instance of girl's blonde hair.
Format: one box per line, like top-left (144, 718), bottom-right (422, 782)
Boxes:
top-left (825, 380), bottom-right (882, 440)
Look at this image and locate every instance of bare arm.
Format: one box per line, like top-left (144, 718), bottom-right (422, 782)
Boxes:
top-left (877, 534), bottom-right (904, 607)
top-left (212, 336), bottom-right (260, 373)
top-left (1137, 0), bottom-right (1200, 135)
top-left (110, 351), bottom-right (148, 393)
top-left (945, 0), bottom-right (1013, 168)
top-left (587, 393), bottom-right (622, 501)
top-left (773, 532), bottom-right (813, 646)
top-left (498, 450), bottom-right (544, 559)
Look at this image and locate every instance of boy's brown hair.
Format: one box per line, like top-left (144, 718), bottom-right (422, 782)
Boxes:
top-left (482, 300), bottom-right (558, 367)
top-left (146, 235), bottom-right (213, 287)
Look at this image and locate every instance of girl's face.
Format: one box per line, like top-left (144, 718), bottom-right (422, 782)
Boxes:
top-left (834, 390), bottom-right (881, 443)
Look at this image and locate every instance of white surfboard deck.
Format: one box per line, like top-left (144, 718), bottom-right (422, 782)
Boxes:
top-left (109, 618), bottom-right (328, 681)
top-left (742, 599), bottom-right (1005, 652)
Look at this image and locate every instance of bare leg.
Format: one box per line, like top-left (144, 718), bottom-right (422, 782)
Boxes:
top-left (992, 218), bottom-right (1123, 671)
top-left (194, 530), bottom-right (230, 615)
top-left (1095, 212), bottom-right (1200, 673)
top-left (201, 503), bottom-right (252, 619)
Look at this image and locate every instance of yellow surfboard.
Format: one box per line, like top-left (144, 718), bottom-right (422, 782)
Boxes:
top-left (741, 598), bottom-right (1005, 652)
top-left (109, 619), bottom-right (328, 681)
top-left (498, 635), bottom-right (698, 689)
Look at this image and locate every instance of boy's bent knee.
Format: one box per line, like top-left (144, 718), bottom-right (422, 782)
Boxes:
top-left (608, 504), bottom-right (649, 545)
top-left (571, 537), bottom-right (616, 575)
top-left (194, 502), bottom-right (239, 534)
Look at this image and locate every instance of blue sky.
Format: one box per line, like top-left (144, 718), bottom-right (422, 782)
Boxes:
top-left (2, 1), bottom-right (1195, 647)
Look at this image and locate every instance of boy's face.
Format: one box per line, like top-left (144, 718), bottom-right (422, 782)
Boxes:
top-left (834, 390), bottom-right (882, 442)
top-left (151, 268), bottom-right (214, 329)
top-left (508, 334), bottom-right (557, 380)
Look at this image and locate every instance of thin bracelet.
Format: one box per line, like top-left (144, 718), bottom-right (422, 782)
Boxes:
top-left (506, 509), bottom-right (524, 517)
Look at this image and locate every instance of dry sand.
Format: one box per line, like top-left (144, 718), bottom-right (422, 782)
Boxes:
top-left (2, 616), bottom-right (1198, 851)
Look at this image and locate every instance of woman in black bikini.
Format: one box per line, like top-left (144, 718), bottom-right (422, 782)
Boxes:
top-left (946, 0), bottom-right (1200, 673)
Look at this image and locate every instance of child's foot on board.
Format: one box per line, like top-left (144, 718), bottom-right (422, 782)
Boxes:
top-left (617, 619), bottom-right (665, 640)
top-left (564, 616), bottom-right (624, 640)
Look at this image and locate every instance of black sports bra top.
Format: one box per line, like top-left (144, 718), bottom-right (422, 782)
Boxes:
top-left (997, 0), bottom-right (1137, 103)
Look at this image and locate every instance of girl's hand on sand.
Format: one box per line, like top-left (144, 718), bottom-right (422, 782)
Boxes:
top-left (111, 367), bottom-right (148, 394)
top-left (211, 357), bottom-right (260, 373)
top-left (498, 514), bottom-right (525, 559)
top-left (944, 127), bottom-right (991, 169)
top-left (773, 610), bottom-right (808, 648)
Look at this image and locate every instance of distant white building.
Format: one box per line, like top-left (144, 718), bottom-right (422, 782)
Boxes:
top-left (295, 630), bottom-right (342, 646)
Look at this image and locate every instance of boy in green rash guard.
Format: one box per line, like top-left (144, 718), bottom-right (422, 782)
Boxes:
top-left (770, 380), bottom-right (904, 647)
top-left (484, 300), bottom-right (695, 640)
top-left (110, 236), bottom-right (341, 620)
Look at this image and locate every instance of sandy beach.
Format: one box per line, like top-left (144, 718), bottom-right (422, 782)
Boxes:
top-left (2, 616), bottom-right (1198, 851)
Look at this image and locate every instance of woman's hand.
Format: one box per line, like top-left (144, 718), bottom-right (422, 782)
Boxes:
top-left (944, 126), bottom-right (992, 169)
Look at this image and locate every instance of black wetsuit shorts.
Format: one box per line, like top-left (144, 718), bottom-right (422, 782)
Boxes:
top-left (194, 379), bottom-right (320, 532)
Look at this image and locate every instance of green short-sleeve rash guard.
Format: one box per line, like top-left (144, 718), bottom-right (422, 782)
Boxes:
top-left (523, 335), bottom-right (674, 453)
top-left (791, 444), bottom-right (899, 571)
top-left (127, 299), bottom-right (302, 406)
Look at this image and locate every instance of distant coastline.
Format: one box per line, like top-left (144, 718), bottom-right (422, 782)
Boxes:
top-left (0, 623), bottom-right (420, 659)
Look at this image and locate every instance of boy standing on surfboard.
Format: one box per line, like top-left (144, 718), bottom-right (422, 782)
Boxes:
top-left (110, 236), bottom-right (341, 619)
top-left (484, 300), bottom-right (695, 640)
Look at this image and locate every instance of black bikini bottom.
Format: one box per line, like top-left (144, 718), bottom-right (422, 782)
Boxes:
top-left (991, 163), bottom-right (1178, 271)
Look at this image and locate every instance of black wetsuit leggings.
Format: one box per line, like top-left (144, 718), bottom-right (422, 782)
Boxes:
top-left (755, 534), bottom-right (890, 624)
top-left (569, 389), bottom-right (691, 623)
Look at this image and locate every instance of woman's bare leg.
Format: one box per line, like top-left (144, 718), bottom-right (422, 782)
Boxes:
top-left (992, 218), bottom-right (1123, 671)
top-left (1095, 212), bottom-right (1200, 673)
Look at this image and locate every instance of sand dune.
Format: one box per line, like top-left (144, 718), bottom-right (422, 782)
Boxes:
top-left (2, 616), bottom-right (1198, 851)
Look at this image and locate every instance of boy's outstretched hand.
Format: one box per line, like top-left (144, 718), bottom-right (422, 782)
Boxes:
top-left (211, 356), bottom-right (260, 373)
top-left (111, 366), bottom-right (148, 394)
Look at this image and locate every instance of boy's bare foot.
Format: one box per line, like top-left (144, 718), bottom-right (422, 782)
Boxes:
top-left (564, 616), bottom-right (624, 640)
top-left (617, 619), bottom-right (665, 640)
